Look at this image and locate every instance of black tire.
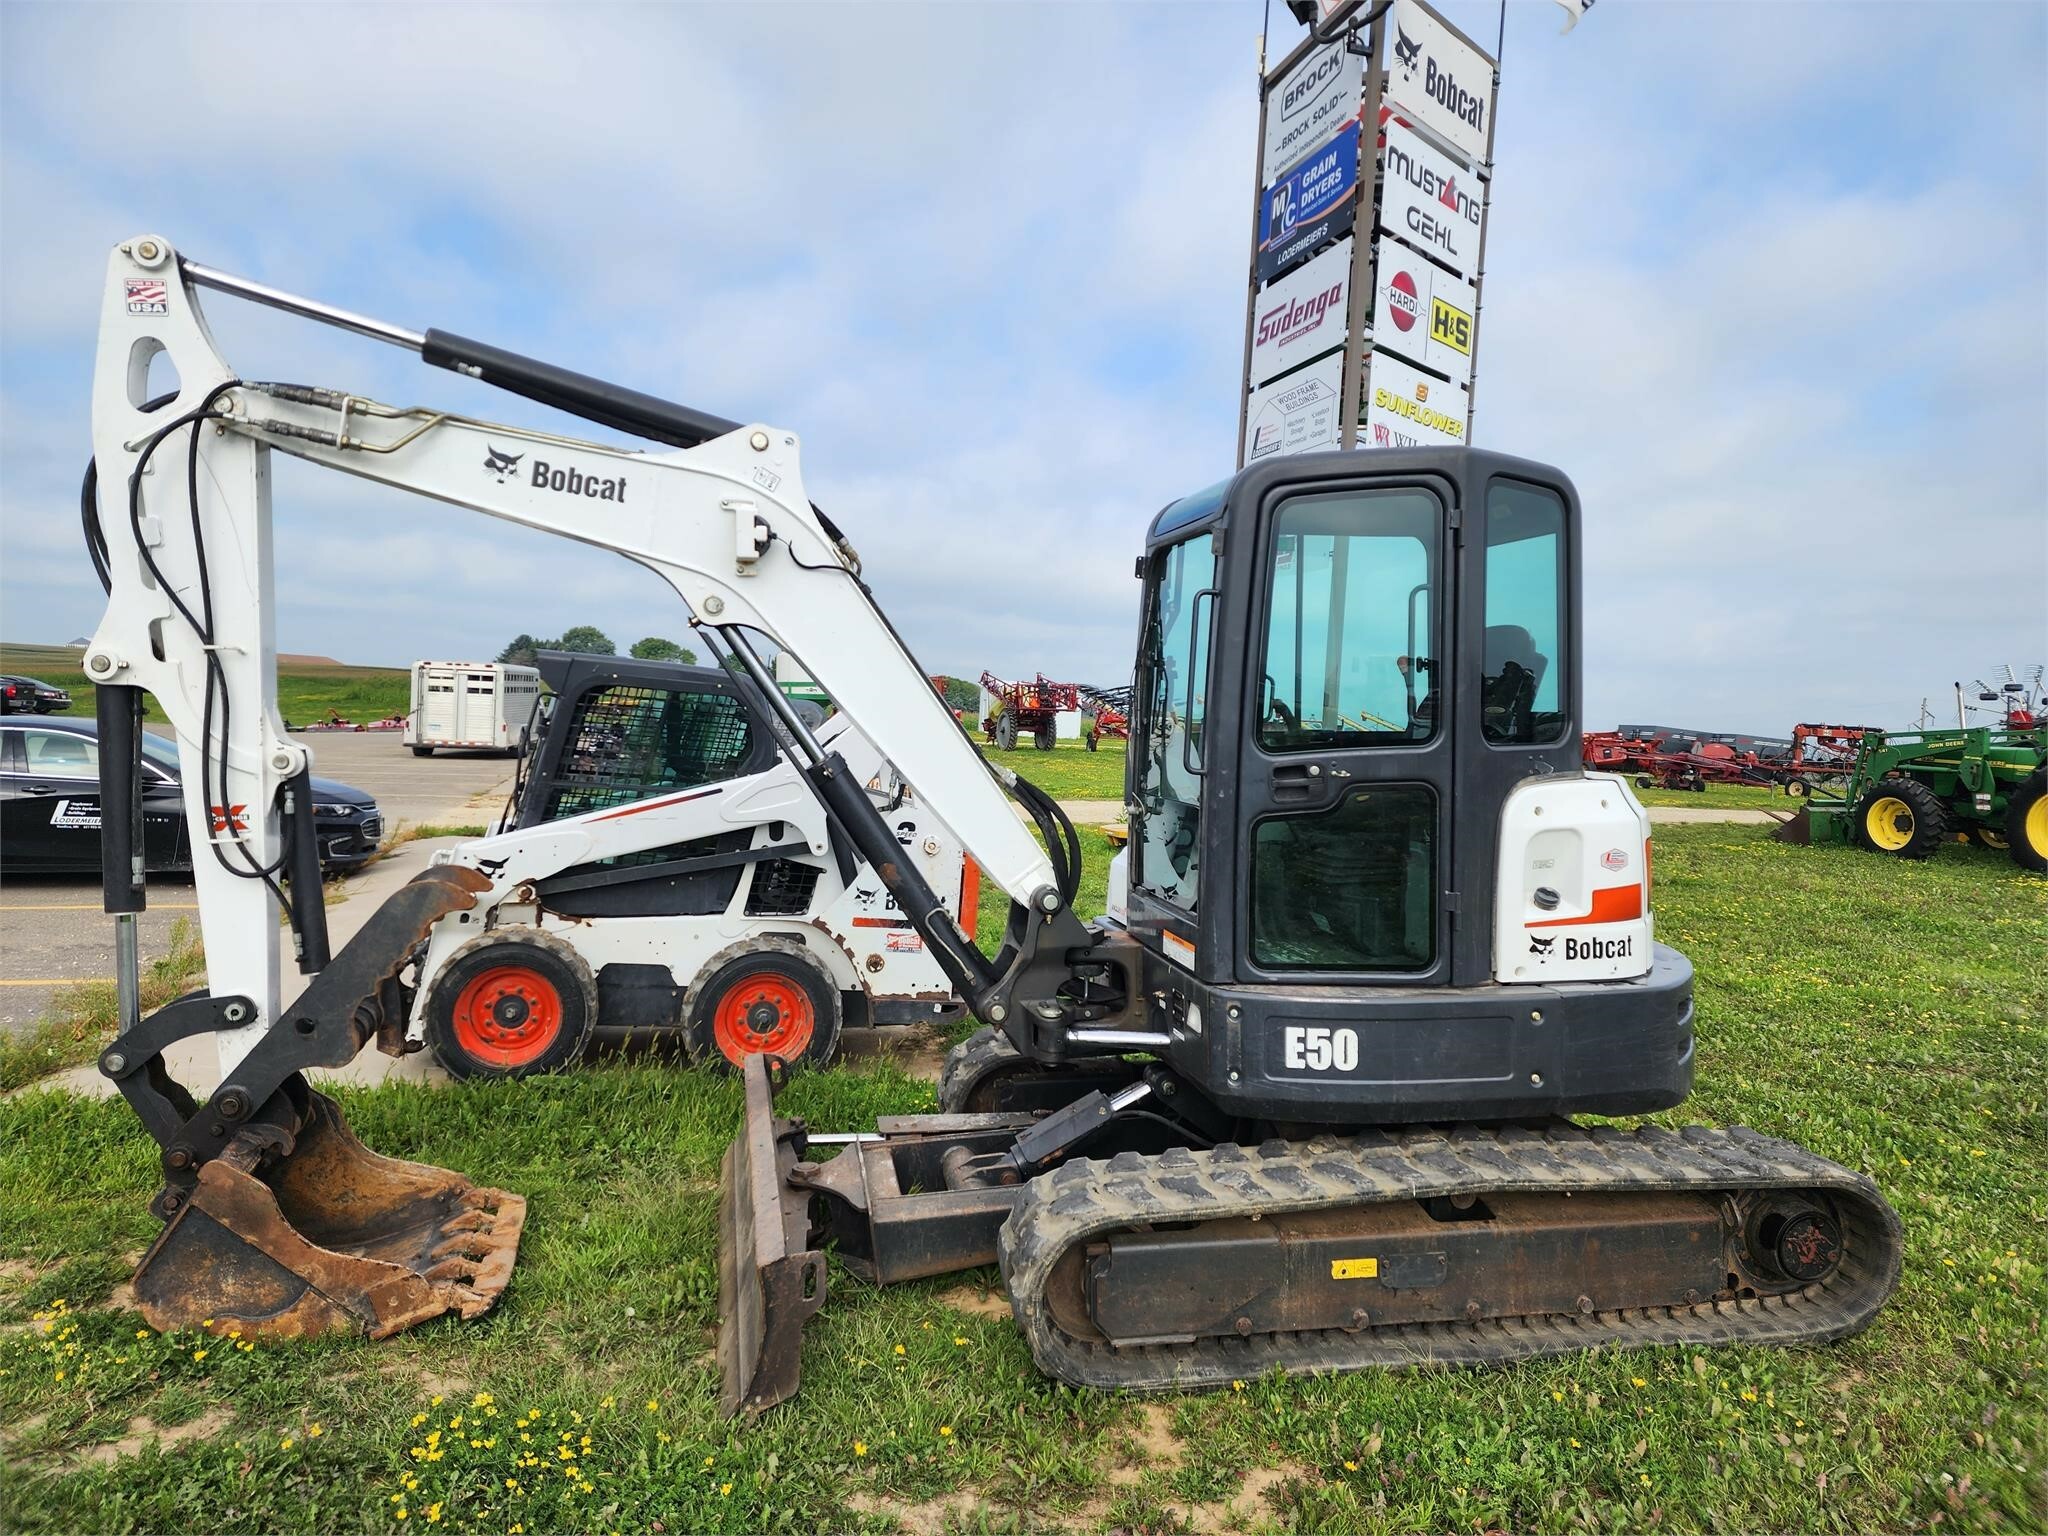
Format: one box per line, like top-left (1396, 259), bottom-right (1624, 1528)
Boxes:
top-left (424, 930), bottom-right (595, 1080)
top-left (411, 745), bottom-right (434, 758)
top-left (1853, 777), bottom-right (1949, 860)
top-left (2006, 769), bottom-right (2047, 872)
top-left (995, 713), bottom-right (1019, 752)
top-left (1634, 775), bottom-right (1654, 789)
top-left (1035, 722), bottom-right (1057, 751)
top-left (683, 941), bottom-right (841, 1073)
top-left (1085, 733), bottom-right (1099, 752)
top-left (1785, 778), bottom-right (1811, 799)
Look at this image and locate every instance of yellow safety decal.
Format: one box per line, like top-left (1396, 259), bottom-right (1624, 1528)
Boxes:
top-left (1330, 1257), bottom-right (1379, 1280)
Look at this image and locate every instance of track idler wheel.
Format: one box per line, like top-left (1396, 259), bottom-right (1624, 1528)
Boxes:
top-left (1743, 1196), bottom-right (1845, 1286)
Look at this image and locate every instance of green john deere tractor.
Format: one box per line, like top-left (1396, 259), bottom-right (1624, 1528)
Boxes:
top-left (1776, 724), bottom-right (2048, 870)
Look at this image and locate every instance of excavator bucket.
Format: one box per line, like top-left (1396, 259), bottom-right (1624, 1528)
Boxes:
top-left (106, 865), bottom-right (529, 1341)
top-left (133, 1090), bottom-right (526, 1339)
top-left (1772, 807), bottom-right (1814, 844)
top-left (716, 1053), bottom-right (828, 1416)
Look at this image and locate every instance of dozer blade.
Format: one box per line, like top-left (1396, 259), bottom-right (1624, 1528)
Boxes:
top-left (716, 1053), bottom-right (828, 1417)
top-left (1772, 806), bottom-right (1814, 844)
top-left (134, 1089), bottom-right (527, 1339)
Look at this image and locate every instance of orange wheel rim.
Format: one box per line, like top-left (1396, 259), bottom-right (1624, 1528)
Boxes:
top-left (451, 965), bottom-right (563, 1068)
top-left (711, 973), bottom-right (814, 1065)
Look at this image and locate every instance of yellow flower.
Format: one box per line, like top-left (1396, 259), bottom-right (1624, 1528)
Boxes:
top-left (307, 1424), bottom-right (323, 1438)
top-left (395, 1510), bottom-right (408, 1521)
top-left (192, 1348), bottom-right (209, 1362)
top-left (601, 1395), bottom-right (615, 1409)
top-left (136, 1329), bottom-right (150, 1338)
top-left (472, 1391), bottom-right (493, 1407)
top-left (1231, 1380), bottom-right (1245, 1392)
top-left (893, 1344), bottom-right (906, 1356)
top-left (1570, 1438), bottom-right (1581, 1448)
top-left (854, 1441), bottom-right (867, 1457)
top-left (1630, 1377), bottom-right (1647, 1388)
top-left (645, 1398), bottom-right (660, 1412)
top-left (953, 1337), bottom-right (967, 1347)
top-left (1741, 1389), bottom-right (1757, 1402)
top-left (1552, 1390), bottom-right (1563, 1401)
top-left (201, 1318), bottom-right (214, 1327)
top-left (281, 1436), bottom-right (295, 1450)
top-left (704, 1456), bottom-right (716, 1468)
top-left (430, 1394), bottom-right (444, 1406)
top-left (720, 1482), bottom-right (733, 1497)
top-left (939, 1426), bottom-right (953, 1438)
top-left (410, 1413), bottom-right (428, 1428)
top-left (425, 1503), bottom-right (442, 1524)
top-left (1343, 1460), bottom-right (1359, 1471)
top-left (1639, 1473), bottom-right (1651, 1486)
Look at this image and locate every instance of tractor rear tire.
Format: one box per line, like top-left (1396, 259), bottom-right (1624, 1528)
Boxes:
top-left (1035, 722), bottom-right (1057, 751)
top-left (996, 713), bottom-right (1019, 752)
top-left (1853, 778), bottom-right (1948, 860)
top-left (683, 940), bottom-right (842, 1073)
top-left (425, 929), bottom-right (596, 1080)
top-left (2006, 770), bottom-right (2048, 872)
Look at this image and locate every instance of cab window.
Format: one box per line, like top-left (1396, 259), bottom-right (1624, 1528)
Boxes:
top-left (1132, 532), bottom-right (1216, 911)
top-left (1483, 481), bottom-right (1568, 745)
top-left (1259, 489), bottom-right (1441, 750)
top-left (543, 685), bottom-right (753, 819)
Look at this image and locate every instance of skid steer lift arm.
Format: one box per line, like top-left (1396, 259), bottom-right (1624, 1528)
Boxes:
top-left (84, 236), bottom-right (1131, 1340)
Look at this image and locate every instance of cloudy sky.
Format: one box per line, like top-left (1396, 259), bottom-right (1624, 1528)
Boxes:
top-left (2, 1), bottom-right (2042, 733)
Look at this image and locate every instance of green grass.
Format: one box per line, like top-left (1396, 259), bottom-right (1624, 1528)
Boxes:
top-left (1632, 781), bottom-right (1808, 811)
top-left (0, 643), bottom-right (410, 729)
top-left (0, 921), bottom-right (206, 1094)
top-left (976, 736), bottom-right (1125, 802)
top-left (2, 828), bottom-right (2042, 1533)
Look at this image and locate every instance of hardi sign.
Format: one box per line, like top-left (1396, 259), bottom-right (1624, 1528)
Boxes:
top-left (1370, 237), bottom-right (1476, 383)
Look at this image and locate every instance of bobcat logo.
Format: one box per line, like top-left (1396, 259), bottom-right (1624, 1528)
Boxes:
top-left (1528, 934), bottom-right (1556, 957)
top-left (483, 446), bottom-right (523, 482)
top-left (1394, 25), bottom-right (1421, 76)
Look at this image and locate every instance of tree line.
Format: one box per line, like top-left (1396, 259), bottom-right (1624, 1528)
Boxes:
top-left (496, 629), bottom-right (695, 666)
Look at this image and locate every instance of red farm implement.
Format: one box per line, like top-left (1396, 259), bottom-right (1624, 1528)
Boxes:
top-left (1078, 685), bottom-right (1132, 750)
top-left (980, 672), bottom-right (1080, 751)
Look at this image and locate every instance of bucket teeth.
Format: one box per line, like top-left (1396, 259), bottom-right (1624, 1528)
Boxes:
top-left (131, 1090), bottom-right (527, 1341)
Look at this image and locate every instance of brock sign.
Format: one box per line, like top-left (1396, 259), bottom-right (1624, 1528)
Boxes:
top-left (1248, 237), bottom-right (1352, 387)
top-left (1262, 37), bottom-right (1363, 186)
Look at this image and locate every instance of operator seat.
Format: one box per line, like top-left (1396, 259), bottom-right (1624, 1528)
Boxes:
top-left (1482, 625), bottom-right (1547, 742)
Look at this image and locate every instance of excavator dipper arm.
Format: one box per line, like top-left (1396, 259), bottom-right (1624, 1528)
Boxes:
top-left (82, 236), bottom-right (1123, 1344)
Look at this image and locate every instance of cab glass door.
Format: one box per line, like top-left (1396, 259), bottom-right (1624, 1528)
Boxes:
top-left (1242, 484), bottom-right (1448, 978)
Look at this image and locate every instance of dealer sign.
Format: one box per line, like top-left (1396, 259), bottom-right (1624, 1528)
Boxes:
top-left (1378, 115), bottom-right (1484, 279)
top-left (1262, 36), bottom-right (1363, 187)
top-left (1385, 0), bottom-right (1495, 166)
top-left (1257, 129), bottom-right (1360, 283)
top-left (1248, 237), bottom-right (1352, 387)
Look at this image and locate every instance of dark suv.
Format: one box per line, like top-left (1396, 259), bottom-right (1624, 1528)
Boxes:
top-left (0, 716), bottom-right (381, 875)
top-left (1, 676), bottom-right (72, 714)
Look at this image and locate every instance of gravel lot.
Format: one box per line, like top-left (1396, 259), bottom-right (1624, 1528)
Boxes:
top-left (0, 731), bottom-right (514, 1035)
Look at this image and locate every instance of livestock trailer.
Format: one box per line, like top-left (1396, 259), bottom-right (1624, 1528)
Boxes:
top-left (404, 661), bottom-right (542, 756)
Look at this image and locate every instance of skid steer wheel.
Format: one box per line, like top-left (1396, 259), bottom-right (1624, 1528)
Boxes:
top-left (426, 929), bottom-right (597, 1079)
top-left (2007, 769), bottom-right (2048, 872)
top-left (1854, 777), bottom-right (1948, 860)
top-left (685, 942), bottom-right (841, 1073)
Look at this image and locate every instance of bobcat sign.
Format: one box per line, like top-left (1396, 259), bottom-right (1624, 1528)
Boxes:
top-left (1237, 0), bottom-right (1495, 465)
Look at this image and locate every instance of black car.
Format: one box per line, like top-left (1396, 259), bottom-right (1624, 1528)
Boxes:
top-left (0, 716), bottom-right (381, 875)
top-left (1, 676), bottom-right (72, 714)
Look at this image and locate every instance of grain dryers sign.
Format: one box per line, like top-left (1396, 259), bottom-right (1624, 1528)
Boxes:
top-left (1262, 37), bottom-right (1363, 186)
top-left (1243, 351), bottom-right (1344, 462)
top-left (1379, 116), bottom-right (1484, 278)
top-left (1362, 350), bottom-right (1467, 448)
top-left (1258, 130), bottom-right (1360, 282)
top-left (1249, 237), bottom-right (1352, 387)
top-left (1371, 239), bottom-right (1476, 382)
top-left (1386, 0), bottom-right (1495, 165)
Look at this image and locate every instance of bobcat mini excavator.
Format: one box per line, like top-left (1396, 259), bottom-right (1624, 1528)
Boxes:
top-left (81, 237), bottom-right (1900, 1393)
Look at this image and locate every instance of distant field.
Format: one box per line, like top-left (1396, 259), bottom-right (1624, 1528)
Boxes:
top-left (975, 734), bottom-right (1126, 800)
top-left (0, 643), bottom-right (410, 730)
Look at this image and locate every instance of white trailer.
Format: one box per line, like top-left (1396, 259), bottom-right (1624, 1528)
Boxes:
top-left (404, 661), bottom-right (542, 757)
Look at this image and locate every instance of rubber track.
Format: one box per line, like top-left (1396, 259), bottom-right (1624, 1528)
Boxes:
top-left (998, 1121), bottom-right (1903, 1391)
top-left (937, 1027), bottom-right (1023, 1112)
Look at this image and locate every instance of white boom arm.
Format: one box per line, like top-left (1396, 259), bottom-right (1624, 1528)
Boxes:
top-left (85, 236), bottom-right (1062, 1072)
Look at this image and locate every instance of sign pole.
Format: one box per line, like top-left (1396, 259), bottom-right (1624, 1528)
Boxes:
top-left (1338, 16), bottom-right (1387, 450)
